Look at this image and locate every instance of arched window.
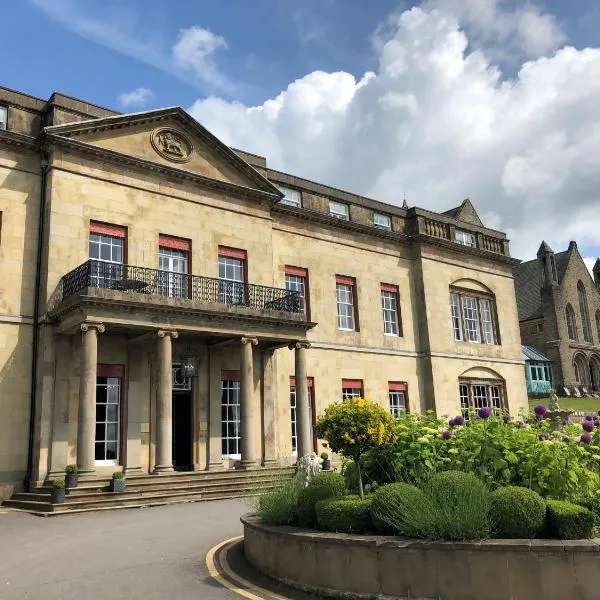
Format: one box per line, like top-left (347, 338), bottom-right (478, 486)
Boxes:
top-left (574, 360), bottom-right (580, 383)
top-left (578, 281), bottom-right (592, 343)
top-left (566, 303), bottom-right (578, 341)
top-left (596, 310), bottom-right (600, 344)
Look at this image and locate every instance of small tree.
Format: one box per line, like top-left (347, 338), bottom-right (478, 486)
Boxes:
top-left (316, 397), bottom-right (395, 499)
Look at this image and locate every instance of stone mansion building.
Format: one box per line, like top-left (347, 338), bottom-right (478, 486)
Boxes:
top-left (515, 241), bottom-right (600, 393)
top-left (0, 86), bottom-right (527, 500)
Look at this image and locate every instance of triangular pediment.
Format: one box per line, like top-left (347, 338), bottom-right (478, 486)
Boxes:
top-left (444, 199), bottom-right (483, 227)
top-left (44, 107), bottom-right (281, 197)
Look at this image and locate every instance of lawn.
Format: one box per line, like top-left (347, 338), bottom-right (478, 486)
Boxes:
top-left (528, 398), bottom-right (600, 414)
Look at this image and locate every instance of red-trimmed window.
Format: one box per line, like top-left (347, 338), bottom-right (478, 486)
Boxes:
top-left (388, 381), bottom-right (408, 418)
top-left (289, 376), bottom-right (316, 453)
top-left (285, 266), bottom-right (310, 318)
top-left (336, 275), bottom-right (358, 331)
top-left (221, 369), bottom-right (241, 457)
top-left (89, 221), bottom-right (126, 288)
top-left (159, 234), bottom-right (190, 299)
top-left (342, 379), bottom-right (363, 400)
top-left (219, 246), bottom-right (247, 305)
top-left (381, 283), bottom-right (401, 336)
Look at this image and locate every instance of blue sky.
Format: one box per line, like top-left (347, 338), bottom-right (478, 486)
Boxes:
top-left (3, 1), bottom-right (600, 265)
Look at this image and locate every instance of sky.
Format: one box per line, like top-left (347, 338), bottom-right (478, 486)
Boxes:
top-left (4, 0), bottom-right (600, 269)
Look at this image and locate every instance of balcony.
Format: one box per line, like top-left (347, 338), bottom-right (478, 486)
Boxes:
top-left (47, 260), bottom-right (305, 324)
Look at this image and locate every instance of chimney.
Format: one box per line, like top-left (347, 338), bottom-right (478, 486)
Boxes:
top-left (537, 241), bottom-right (557, 286)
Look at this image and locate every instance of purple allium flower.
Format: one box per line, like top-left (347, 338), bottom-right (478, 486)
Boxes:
top-left (478, 406), bottom-right (492, 419)
top-left (443, 430), bottom-right (453, 440)
top-left (539, 432), bottom-right (550, 441)
top-left (534, 404), bottom-right (548, 417)
top-left (562, 417), bottom-right (570, 426)
top-left (585, 414), bottom-right (594, 422)
top-left (448, 417), bottom-right (456, 427)
top-left (503, 414), bottom-right (511, 424)
top-left (454, 415), bottom-right (465, 426)
top-left (581, 433), bottom-right (592, 445)
top-left (582, 420), bottom-right (594, 432)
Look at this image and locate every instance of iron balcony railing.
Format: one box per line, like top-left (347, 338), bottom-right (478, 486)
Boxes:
top-left (47, 259), bottom-right (303, 317)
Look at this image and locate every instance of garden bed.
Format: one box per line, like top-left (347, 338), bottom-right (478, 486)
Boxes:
top-left (243, 514), bottom-right (600, 600)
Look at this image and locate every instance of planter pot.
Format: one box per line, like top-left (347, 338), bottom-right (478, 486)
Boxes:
top-left (65, 473), bottom-right (78, 489)
top-left (51, 488), bottom-right (65, 504)
top-left (321, 459), bottom-right (331, 471)
top-left (110, 479), bottom-right (126, 493)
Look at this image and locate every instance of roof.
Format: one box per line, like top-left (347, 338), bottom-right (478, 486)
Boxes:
top-left (513, 258), bottom-right (544, 320)
top-left (522, 345), bottom-right (552, 362)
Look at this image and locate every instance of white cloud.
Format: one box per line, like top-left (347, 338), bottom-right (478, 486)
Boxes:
top-left (189, 3), bottom-right (600, 262)
top-left (118, 87), bottom-right (155, 108)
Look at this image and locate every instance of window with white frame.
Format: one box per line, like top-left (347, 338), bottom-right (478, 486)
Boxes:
top-left (455, 229), bottom-right (477, 247)
top-left (159, 245), bottom-right (189, 299)
top-left (342, 381), bottom-right (363, 400)
top-left (0, 106), bottom-right (6, 130)
top-left (329, 201), bottom-right (349, 220)
top-left (381, 284), bottom-right (400, 335)
top-left (221, 378), bottom-right (241, 457)
top-left (450, 289), bottom-right (498, 344)
top-left (219, 248), bottom-right (246, 305)
top-left (278, 185), bottom-right (302, 208)
top-left (290, 378), bottom-right (313, 453)
top-left (459, 380), bottom-right (505, 418)
top-left (388, 383), bottom-right (407, 418)
top-left (374, 212), bottom-right (392, 230)
top-left (95, 375), bottom-right (121, 464)
top-left (336, 277), bottom-right (356, 330)
top-left (285, 267), bottom-right (308, 316)
top-left (89, 224), bottom-right (125, 288)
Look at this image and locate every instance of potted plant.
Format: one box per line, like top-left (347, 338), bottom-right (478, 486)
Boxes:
top-left (110, 471), bottom-right (126, 493)
top-left (321, 452), bottom-right (331, 471)
top-left (51, 479), bottom-right (66, 504)
top-left (64, 464), bottom-right (78, 489)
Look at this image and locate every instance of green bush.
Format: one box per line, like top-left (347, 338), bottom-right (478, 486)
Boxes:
top-left (51, 479), bottom-right (65, 489)
top-left (65, 464), bottom-right (78, 474)
top-left (112, 471), bottom-right (124, 480)
top-left (424, 471), bottom-right (490, 541)
top-left (258, 477), bottom-right (304, 526)
top-left (369, 482), bottom-right (438, 537)
top-left (296, 472), bottom-right (346, 528)
top-left (578, 494), bottom-right (600, 526)
top-left (316, 496), bottom-right (373, 533)
top-left (489, 486), bottom-right (546, 538)
top-left (545, 500), bottom-right (595, 539)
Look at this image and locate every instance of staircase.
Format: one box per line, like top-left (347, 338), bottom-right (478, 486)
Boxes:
top-left (3, 466), bottom-right (295, 516)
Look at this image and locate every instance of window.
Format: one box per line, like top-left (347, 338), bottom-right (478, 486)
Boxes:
top-left (459, 380), bottom-right (505, 418)
top-left (329, 201), bottom-right (349, 221)
top-left (336, 275), bottom-right (357, 331)
top-left (285, 266), bottom-right (309, 318)
top-left (455, 229), bottom-right (477, 247)
top-left (221, 371), bottom-right (241, 458)
top-left (449, 289), bottom-right (498, 344)
top-left (94, 365), bottom-right (123, 465)
top-left (278, 185), bottom-right (302, 208)
top-left (389, 382), bottom-right (408, 418)
top-left (381, 283), bottom-right (401, 336)
top-left (374, 212), bottom-right (392, 230)
top-left (566, 303), bottom-right (578, 341)
top-left (342, 379), bottom-right (363, 400)
top-left (578, 281), bottom-right (592, 343)
top-left (290, 376), bottom-right (314, 453)
top-left (89, 222), bottom-right (126, 288)
top-left (0, 106), bottom-right (6, 130)
top-left (158, 235), bottom-right (189, 299)
top-left (218, 246), bottom-right (246, 305)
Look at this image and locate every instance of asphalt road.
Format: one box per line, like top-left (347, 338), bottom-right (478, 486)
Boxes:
top-left (0, 499), bottom-right (254, 600)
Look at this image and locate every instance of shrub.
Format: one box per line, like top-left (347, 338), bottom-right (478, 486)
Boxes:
top-left (545, 500), bottom-right (595, 539)
top-left (316, 496), bottom-right (373, 533)
top-left (65, 464), bottom-right (78, 474)
top-left (424, 471), bottom-right (490, 541)
top-left (489, 486), bottom-right (546, 538)
top-left (296, 472), bottom-right (346, 528)
top-left (51, 479), bottom-right (65, 489)
top-left (578, 494), bottom-right (600, 526)
top-left (258, 476), bottom-right (304, 526)
top-left (320, 452), bottom-right (329, 460)
top-left (369, 482), bottom-right (438, 537)
top-left (112, 471), bottom-right (124, 479)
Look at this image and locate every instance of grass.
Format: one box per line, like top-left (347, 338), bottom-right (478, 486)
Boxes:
top-left (528, 398), bottom-right (600, 413)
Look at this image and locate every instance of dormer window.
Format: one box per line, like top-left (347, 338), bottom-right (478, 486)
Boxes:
top-left (373, 212), bottom-right (391, 230)
top-left (278, 185), bottom-right (301, 208)
top-left (455, 229), bottom-right (476, 248)
top-left (329, 201), bottom-right (349, 221)
top-left (0, 106), bottom-right (6, 131)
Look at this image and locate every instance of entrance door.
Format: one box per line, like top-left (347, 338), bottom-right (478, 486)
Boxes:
top-left (159, 246), bottom-right (189, 298)
top-left (172, 391), bottom-right (192, 471)
top-left (95, 365), bottom-right (124, 466)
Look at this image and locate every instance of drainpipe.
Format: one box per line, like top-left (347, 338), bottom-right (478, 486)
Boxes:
top-left (25, 149), bottom-right (49, 492)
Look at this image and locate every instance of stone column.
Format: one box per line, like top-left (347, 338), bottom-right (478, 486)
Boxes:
top-left (77, 323), bottom-right (105, 475)
top-left (293, 341), bottom-right (312, 458)
top-left (239, 337), bottom-right (259, 469)
top-left (154, 329), bottom-right (178, 473)
top-left (262, 348), bottom-right (278, 466)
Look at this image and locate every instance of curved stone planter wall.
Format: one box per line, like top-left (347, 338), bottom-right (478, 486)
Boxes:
top-left (242, 514), bottom-right (600, 600)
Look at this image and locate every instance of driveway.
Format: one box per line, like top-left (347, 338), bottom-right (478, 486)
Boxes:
top-left (0, 499), bottom-right (253, 600)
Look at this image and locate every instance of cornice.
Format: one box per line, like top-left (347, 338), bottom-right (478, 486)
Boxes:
top-left (44, 133), bottom-right (281, 205)
top-left (0, 130), bottom-right (38, 151)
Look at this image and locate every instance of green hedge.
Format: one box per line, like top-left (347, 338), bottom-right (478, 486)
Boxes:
top-left (578, 495), bottom-right (600, 526)
top-left (316, 496), bottom-right (373, 533)
top-left (545, 500), bottom-right (594, 540)
top-left (258, 477), bottom-right (304, 525)
top-left (296, 472), bottom-right (346, 528)
top-left (489, 486), bottom-right (545, 538)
